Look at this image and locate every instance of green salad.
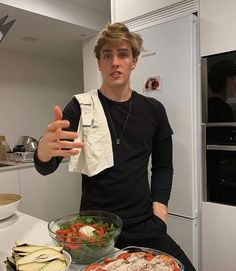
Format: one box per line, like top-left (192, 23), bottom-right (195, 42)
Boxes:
top-left (54, 215), bottom-right (119, 264)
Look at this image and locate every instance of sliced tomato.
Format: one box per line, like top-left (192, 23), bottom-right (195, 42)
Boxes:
top-left (103, 257), bottom-right (114, 264)
top-left (97, 226), bottom-right (104, 235)
top-left (71, 222), bottom-right (85, 230)
top-left (84, 263), bottom-right (102, 271)
top-left (56, 229), bottom-right (72, 235)
top-left (66, 243), bottom-right (81, 250)
top-left (144, 252), bottom-right (155, 261)
top-left (117, 252), bottom-right (130, 260)
top-left (56, 235), bottom-right (66, 242)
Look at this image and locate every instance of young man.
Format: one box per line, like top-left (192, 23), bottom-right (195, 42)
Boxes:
top-left (34, 23), bottom-right (196, 271)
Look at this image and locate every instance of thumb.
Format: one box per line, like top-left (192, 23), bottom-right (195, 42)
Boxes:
top-left (53, 105), bottom-right (63, 121)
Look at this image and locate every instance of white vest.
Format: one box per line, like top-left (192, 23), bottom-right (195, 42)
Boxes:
top-left (68, 89), bottom-right (114, 176)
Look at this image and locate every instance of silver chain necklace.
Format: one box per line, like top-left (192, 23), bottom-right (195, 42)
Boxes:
top-left (102, 93), bottom-right (133, 145)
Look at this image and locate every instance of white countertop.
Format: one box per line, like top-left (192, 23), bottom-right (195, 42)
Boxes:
top-left (0, 158), bottom-right (69, 172)
top-left (0, 212), bottom-right (86, 270)
top-left (0, 161), bottom-right (34, 172)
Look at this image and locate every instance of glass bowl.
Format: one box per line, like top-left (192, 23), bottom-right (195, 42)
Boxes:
top-left (48, 210), bottom-right (122, 264)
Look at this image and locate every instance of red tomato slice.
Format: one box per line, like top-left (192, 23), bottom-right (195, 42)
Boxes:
top-left (56, 229), bottom-right (72, 235)
top-left (144, 253), bottom-right (155, 261)
top-left (103, 257), bottom-right (114, 264)
top-left (66, 243), bottom-right (81, 250)
top-left (117, 252), bottom-right (130, 260)
top-left (84, 263), bottom-right (102, 271)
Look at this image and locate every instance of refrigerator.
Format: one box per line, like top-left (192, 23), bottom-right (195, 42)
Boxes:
top-left (131, 14), bottom-right (201, 270)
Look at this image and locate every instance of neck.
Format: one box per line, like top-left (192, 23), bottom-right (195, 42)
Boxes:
top-left (100, 85), bottom-right (132, 102)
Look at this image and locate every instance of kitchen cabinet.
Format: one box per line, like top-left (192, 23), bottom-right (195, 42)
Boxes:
top-left (200, 0), bottom-right (236, 56)
top-left (202, 202), bottom-right (236, 271)
top-left (19, 161), bottom-right (82, 222)
top-left (111, 0), bottom-right (188, 22)
top-left (0, 169), bottom-right (20, 193)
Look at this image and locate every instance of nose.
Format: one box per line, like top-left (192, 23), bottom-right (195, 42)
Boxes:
top-left (111, 55), bottom-right (119, 67)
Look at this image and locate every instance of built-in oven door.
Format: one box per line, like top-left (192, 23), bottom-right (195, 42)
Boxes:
top-left (206, 144), bottom-right (236, 206)
top-left (201, 52), bottom-right (236, 124)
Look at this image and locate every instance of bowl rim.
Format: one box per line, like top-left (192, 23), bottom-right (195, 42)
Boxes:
top-left (48, 210), bottom-right (123, 245)
top-left (0, 193), bottom-right (22, 207)
top-left (62, 250), bottom-right (72, 271)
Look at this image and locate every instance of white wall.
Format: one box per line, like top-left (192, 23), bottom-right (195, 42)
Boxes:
top-left (82, 35), bottom-right (102, 92)
top-left (0, 50), bottom-right (83, 146)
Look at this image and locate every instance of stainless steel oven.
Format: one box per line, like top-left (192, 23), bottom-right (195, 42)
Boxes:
top-left (203, 124), bottom-right (236, 206)
top-left (201, 51), bottom-right (236, 206)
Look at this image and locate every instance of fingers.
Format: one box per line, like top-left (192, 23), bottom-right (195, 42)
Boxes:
top-left (49, 139), bottom-right (84, 150)
top-left (38, 133), bottom-right (84, 162)
top-left (37, 105), bottom-right (85, 162)
top-left (48, 106), bottom-right (70, 133)
top-left (47, 139), bottom-right (84, 158)
top-left (53, 105), bottom-right (63, 122)
top-left (46, 126), bottom-right (77, 142)
top-left (48, 148), bottom-right (82, 158)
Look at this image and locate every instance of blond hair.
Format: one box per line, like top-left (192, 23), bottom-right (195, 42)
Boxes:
top-left (94, 22), bottom-right (143, 59)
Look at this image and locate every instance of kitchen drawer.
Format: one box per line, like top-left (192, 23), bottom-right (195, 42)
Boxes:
top-left (19, 161), bottom-right (82, 221)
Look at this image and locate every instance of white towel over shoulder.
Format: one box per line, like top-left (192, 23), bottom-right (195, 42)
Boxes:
top-left (68, 89), bottom-right (114, 176)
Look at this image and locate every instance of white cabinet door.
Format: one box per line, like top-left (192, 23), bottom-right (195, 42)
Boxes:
top-left (0, 169), bottom-right (20, 193)
top-left (19, 162), bottom-right (82, 221)
top-left (202, 202), bottom-right (236, 271)
top-left (200, 0), bottom-right (236, 56)
top-left (167, 215), bottom-right (199, 270)
top-left (111, 0), bottom-right (185, 22)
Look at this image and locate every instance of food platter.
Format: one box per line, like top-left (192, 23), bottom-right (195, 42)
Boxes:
top-left (82, 246), bottom-right (184, 271)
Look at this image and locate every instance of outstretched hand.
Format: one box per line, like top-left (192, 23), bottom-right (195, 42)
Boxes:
top-left (37, 105), bottom-right (84, 162)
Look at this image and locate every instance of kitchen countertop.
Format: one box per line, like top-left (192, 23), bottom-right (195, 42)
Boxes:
top-left (0, 160), bottom-right (34, 172)
top-left (0, 158), bottom-right (69, 172)
top-left (0, 212), bottom-right (86, 270)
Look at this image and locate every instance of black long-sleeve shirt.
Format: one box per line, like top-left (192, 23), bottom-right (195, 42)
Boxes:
top-left (34, 90), bottom-right (173, 226)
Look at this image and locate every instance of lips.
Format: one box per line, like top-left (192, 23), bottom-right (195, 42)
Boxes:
top-left (110, 71), bottom-right (122, 76)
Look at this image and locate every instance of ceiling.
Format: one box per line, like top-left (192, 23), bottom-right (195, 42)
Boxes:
top-left (0, 0), bottom-right (111, 62)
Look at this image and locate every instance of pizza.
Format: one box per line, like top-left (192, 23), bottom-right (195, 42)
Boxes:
top-left (84, 247), bottom-right (183, 271)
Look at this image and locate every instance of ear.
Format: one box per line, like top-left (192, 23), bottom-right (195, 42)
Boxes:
top-left (131, 57), bottom-right (138, 70)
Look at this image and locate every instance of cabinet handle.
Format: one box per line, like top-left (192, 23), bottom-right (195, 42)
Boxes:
top-left (207, 145), bottom-right (236, 151)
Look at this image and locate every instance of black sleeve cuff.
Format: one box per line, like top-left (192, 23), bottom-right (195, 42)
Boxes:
top-left (33, 149), bottom-right (62, 176)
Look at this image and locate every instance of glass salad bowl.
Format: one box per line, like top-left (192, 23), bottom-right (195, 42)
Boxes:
top-left (48, 210), bottom-right (122, 264)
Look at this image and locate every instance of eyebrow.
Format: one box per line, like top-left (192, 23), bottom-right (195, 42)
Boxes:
top-left (101, 48), bottom-right (129, 54)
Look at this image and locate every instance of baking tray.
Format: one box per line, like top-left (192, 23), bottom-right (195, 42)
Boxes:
top-left (81, 246), bottom-right (185, 270)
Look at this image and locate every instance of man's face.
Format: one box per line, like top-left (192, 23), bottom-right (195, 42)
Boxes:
top-left (97, 41), bottom-right (137, 90)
